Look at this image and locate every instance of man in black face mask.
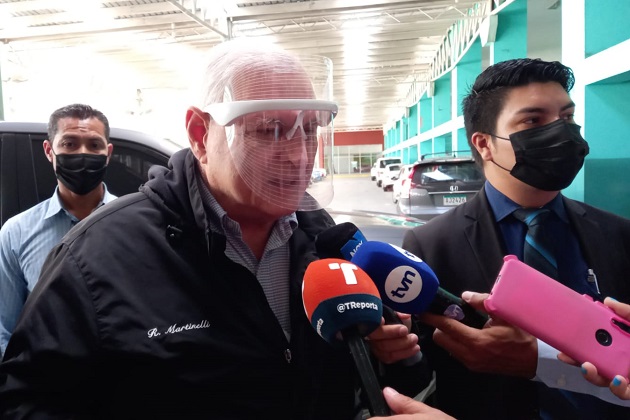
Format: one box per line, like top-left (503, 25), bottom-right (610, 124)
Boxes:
top-left (0, 103), bottom-right (116, 356)
top-left (401, 58), bottom-right (630, 419)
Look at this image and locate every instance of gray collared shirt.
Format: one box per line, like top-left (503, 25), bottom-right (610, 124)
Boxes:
top-left (197, 177), bottom-right (297, 339)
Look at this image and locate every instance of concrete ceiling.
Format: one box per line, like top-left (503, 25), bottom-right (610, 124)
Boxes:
top-left (0, 0), bottom-right (504, 131)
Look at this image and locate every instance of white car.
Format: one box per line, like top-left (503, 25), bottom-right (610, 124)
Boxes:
top-left (311, 167), bottom-right (327, 182)
top-left (374, 157), bottom-right (402, 187)
top-left (392, 164), bottom-right (415, 203)
top-left (380, 163), bottom-right (402, 192)
top-left (370, 163), bottom-right (378, 181)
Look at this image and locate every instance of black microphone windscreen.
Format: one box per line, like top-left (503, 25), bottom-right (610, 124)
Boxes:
top-left (315, 222), bottom-right (359, 259)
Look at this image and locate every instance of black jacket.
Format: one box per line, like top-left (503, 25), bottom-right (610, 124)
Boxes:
top-left (402, 187), bottom-right (630, 420)
top-left (1, 149), bottom-right (415, 419)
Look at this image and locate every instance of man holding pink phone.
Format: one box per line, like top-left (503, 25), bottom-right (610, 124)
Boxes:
top-left (402, 58), bottom-right (630, 419)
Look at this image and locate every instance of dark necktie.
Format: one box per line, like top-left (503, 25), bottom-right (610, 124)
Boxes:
top-left (512, 208), bottom-right (558, 280)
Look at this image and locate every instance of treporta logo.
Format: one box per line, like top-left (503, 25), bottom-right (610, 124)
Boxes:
top-left (336, 301), bottom-right (380, 313)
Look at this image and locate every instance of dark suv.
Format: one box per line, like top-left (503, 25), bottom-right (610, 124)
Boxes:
top-left (396, 153), bottom-right (485, 221)
top-left (0, 121), bottom-right (182, 227)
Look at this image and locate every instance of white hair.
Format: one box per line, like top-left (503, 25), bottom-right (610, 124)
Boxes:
top-left (199, 38), bottom-right (309, 107)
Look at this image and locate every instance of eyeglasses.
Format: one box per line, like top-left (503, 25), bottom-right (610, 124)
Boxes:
top-left (204, 99), bottom-right (338, 142)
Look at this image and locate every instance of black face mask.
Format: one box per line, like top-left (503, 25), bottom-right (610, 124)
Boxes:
top-left (492, 119), bottom-right (590, 191)
top-left (53, 152), bottom-right (109, 195)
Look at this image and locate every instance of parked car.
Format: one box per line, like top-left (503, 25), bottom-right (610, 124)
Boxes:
top-left (374, 156), bottom-right (402, 187)
top-left (396, 154), bottom-right (485, 221)
top-left (380, 163), bottom-right (402, 192)
top-left (0, 121), bottom-right (182, 227)
top-left (391, 164), bottom-right (415, 203)
top-left (311, 167), bottom-right (327, 183)
top-left (370, 163), bottom-right (378, 181)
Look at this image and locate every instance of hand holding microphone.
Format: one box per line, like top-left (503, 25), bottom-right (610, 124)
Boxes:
top-left (350, 240), bottom-right (489, 329)
top-left (316, 222), bottom-right (488, 328)
top-left (302, 258), bottom-right (390, 416)
top-left (315, 222), bottom-right (424, 369)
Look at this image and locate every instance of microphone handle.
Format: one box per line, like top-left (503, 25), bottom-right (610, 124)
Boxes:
top-left (382, 305), bottom-right (403, 325)
top-left (428, 287), bottom-right (489, 329)
top-left (341, 327), bottom-right (390, 416)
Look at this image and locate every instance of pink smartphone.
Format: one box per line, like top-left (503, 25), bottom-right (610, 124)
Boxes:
top-left (484, 255), bottom-right (630, 382)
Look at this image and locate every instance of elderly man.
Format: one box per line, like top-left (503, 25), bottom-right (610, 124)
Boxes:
top-left (0, 40), bottom-right (426, 419)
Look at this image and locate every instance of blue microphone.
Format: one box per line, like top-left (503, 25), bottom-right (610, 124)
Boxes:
top-left (350, 241), bottom-right (439, 314)
top-left (351, 241), bottom-right (489, 329)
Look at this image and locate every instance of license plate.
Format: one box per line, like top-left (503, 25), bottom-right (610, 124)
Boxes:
top-left (443, 195), bottom-right (466, 206)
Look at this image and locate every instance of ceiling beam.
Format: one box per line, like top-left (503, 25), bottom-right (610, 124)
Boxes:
top-left (224, 0), bottom-right (478, 21)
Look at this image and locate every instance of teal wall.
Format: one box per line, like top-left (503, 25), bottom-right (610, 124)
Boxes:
top-left (584, 159), bottom-right (630, 218)
top-left (456, 127), bottom-right (469, 153)
top-left (584, 76), bottom-right (630, 159)
top-left (579, 75), bottom-right (630, 217)
top-left (402, 115), bottom-right (409, 140)
top-left (385, 127), bottom-right (397, 149)
top-left (456, 39), bottom-right (482, 117)
top-left (585, 1), bottom-right (630, 58)
top-left (494, 0), bottom-right (528, 62)
top-left (420, 140), bottom-right (432, 158)
top-left (434, 73), bottom-right (452, 127)
top-left (407, 103), bottom-right (419, 138)
top-left (433, 134), bottom-right (452, 157)
top-left (419, 94), bottom-right (433, 133)
top-left (408, 144), bottom-right (418, 163)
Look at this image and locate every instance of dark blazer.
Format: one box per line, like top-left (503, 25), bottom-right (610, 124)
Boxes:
top-left (402, 187), bottom-right (630, 420)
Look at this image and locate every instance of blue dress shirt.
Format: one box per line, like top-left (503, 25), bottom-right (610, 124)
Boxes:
top-left (484, 181), bottom-right (630, 410)
top-left (0, 186), bottom-right (116, 355)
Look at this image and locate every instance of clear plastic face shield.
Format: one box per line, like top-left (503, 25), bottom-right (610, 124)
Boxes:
top-left (203, 54), bottom-right (336, 212)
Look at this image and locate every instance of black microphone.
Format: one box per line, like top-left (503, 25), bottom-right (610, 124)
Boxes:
top-left (302, 258), bottom-right (390, 416)
top-left (315, 221), bottom-right (367, 260)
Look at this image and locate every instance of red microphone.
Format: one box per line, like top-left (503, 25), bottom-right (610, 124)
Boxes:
top-left (302, 258), bottom-right (389, 416)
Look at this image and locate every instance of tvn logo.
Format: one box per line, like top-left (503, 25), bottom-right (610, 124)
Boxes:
top-left (385, 266), bottom-right (423, 303)
top-left (390, 270), bottom-right (416, 298)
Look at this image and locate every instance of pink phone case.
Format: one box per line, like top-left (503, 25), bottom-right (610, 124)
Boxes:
top-left (484, 255), bottom-right (630, 382)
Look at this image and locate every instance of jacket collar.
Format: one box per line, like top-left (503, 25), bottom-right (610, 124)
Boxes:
top-left (462, 188), bottom-right (511, 290)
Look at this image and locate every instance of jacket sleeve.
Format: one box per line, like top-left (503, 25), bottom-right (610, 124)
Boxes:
top-left (0, 243), bottom-right (101, 419)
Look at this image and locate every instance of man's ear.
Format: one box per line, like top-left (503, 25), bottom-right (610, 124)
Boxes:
top-left (106, 142), bottom-right (114, 163)
top-left (471, 132), bottom-right (493, 162)
top-left (186, 106), bottom-right (210, 164)
top-left (42, 140), bottom-right (53, 163)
